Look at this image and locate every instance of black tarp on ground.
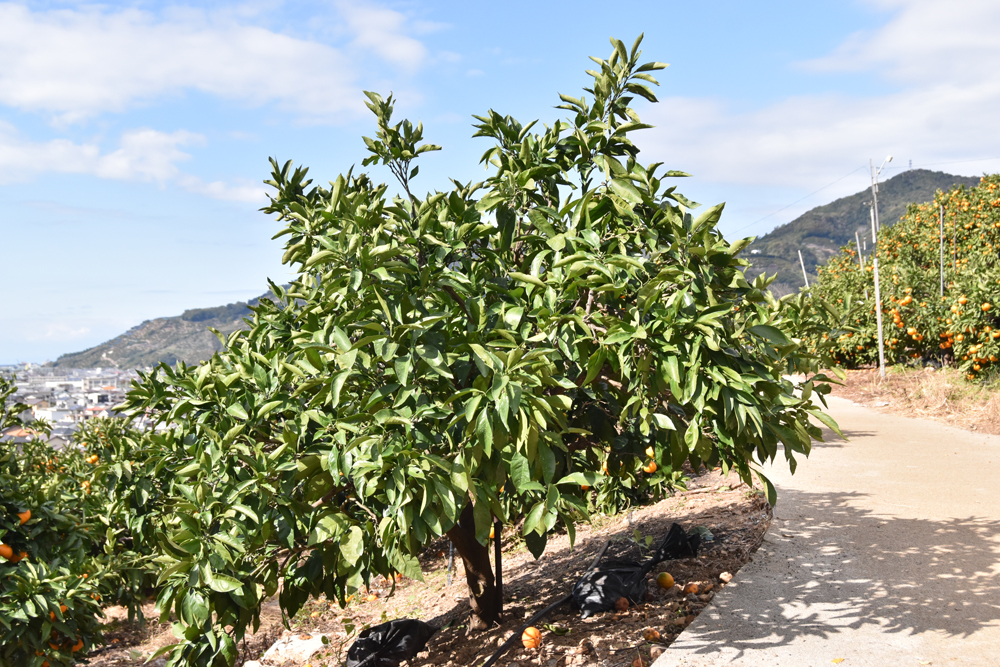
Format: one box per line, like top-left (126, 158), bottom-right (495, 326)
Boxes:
top-left (345, 618), bottom-right (438, 667)
top-left (572, 522), bottom-right (700, 618)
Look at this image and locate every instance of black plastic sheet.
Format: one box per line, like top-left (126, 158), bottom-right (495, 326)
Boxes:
top-left (571, 523), bottom-right (700, 618)
top-left (345, 618), bottom-right (438, 667)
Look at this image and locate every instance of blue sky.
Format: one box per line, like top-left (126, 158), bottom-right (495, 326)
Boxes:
top-left (5, 0), bottom-right (1000, 364)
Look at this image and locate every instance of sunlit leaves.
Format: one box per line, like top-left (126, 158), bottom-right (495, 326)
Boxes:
top-left (105, 34), bottom-right (839, 667)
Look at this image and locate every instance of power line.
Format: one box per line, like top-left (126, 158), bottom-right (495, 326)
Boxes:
top-left (731, 165), bottom-right (868, 235)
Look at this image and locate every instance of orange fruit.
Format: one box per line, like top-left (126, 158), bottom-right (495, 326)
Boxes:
top-left (17, 510), bottom-right (30, 525)
top-left (581, 485), bottom-right (589, 491)
top-left (642, 461), bottom-right (657, 474)
top-left (9, 551), bottom-right (26, 564)
top-left (615, 597), bottom-right (630, 611)
top-left (488, 526), bottom-right (495, 540)
top-left (682, 582), bottom-right (700, 595)
top-left (642, 628), bottom-right (661, 642)
top-left (71, 638), bottom-right (83, 652)
top-left (656, 572), bottom-right (674, 589)
top-left (0, 544), bottom-right (12, 561)
top-left (983, 303), bottom-right (992, 311)
top-left (521, 626), bottom-right (542, 649)
top-left (959, 296), bottom-right (968, 305)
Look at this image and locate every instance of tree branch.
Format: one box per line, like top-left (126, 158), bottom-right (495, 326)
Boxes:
top-left (442, 285), bottom-right (471, 320)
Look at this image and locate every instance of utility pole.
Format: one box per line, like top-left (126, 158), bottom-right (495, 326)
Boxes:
top-left (939, 204), bottom-right (945, 298)
top-left (871, 206), bottom-right (886, 379)
top-left (870, 156), bottom-right (891, 379)
top-left (798, 249), bottom-right (810, 288)
top-left (870, 157), bottom-right (891, 234)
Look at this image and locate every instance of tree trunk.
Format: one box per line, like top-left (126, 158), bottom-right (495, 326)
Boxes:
top-left (446, 503), bottom-right (502, 630)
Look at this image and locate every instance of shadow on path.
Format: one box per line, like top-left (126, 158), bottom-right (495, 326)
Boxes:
top-left (676, 488), bottom-right (1000, 658)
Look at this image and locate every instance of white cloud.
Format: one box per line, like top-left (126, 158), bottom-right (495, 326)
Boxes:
top-left (336, 1), bottom-right (427, 71)
top-left (802, 0), bottom-right (1000, 85)
top-left (0, 123), bottom-right (262, 202)
top-left (642, 0), bottom-right (1000, 201)
top-left (176, 174), bottom-right (267, 203)
top-left (0, 2), bottom-right (430, 123)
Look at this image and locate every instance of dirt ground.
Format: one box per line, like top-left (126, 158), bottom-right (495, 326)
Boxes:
top-left (830, 365), bottom-right (1000, 435)
top-left (84, 467), bottom-right (772, 667)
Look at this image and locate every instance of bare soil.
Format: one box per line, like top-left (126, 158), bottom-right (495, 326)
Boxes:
top-left (85, 467), bottom-right (772, 667)
top-left (830, 366), bottom-right (1000, 435)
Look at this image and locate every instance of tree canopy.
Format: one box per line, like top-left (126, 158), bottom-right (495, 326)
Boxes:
top-left (115, 35), bottom-right (840, 667)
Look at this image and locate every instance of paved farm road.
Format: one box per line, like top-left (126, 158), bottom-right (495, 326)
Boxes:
top-left (655, 395), bottom-right (1000, 667)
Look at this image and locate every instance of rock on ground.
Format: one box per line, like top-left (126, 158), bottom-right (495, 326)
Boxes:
top-left (261, 631), bottom-right (328, 665)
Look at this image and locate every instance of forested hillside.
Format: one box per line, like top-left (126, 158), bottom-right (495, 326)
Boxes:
top-left (51, 300), bottom-right (256, 369)
top-left (748, 169), bottom-right (980, 294)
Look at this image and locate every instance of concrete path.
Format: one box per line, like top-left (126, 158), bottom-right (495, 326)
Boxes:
top-left (654, 395), bottom-right (1000, 667)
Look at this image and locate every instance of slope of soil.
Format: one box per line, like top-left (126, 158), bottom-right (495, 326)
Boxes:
top-left (830, 366), bottom-right (1000, 435)
top-left (85, 467), bottom-right (772, 667)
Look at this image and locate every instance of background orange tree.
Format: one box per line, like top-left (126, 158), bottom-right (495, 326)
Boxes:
top-left (0, 381), bottom-right (151, 667)
top-left (807, 174), bottom-right (1000, 379)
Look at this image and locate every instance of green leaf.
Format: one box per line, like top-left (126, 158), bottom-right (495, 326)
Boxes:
top-left (756, 470), bottom-right (777, 507)
top-left (748, 325), bottom-right (791, 346)
top-left (510, 272), bottom-right (546, 288)
top-left (497, 204), bottom-right (516, 253)
top-left (341, 526), bottom-right (364, 565)
top-left (609, 178), bottom-right (643, 204)
top-left (330, 370), bottom-right (352, 408)
top-left (523, 501), bottom-right (546, 536)
top-left (807, 409), bottom-right (845, 439)
top-left (556, 471), bottom-right (601, 486)
top-left (416, 344), bottom-right (454, 379)
top-left (690, 202), bottom-right (725, 233)
top-left (510, 452), bottom-right (535, 493)
top-left (651, 413), bottom-right (675, 431)
top-left (207, 572), bottom-right (244, 593)
top-left (473, 498), bottom-right (492, 544)
top-left (226, 404), bottom-right (248, 420)
top-left (524, 529), bottom-right (547, 559)
top-left (582, 349), bottom-right (606, 385)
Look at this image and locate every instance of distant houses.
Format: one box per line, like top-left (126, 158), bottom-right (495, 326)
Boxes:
top-left (1, 364), bottom-right (140, 446)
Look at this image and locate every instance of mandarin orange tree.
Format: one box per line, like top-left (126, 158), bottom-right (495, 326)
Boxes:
top-left (114, 37), bottom-right (840, 667)
top-left (1, 380), bottom-right (157, 667)
top-left (1, 377), bottom-right (104, 667)
top-left (808, 175), bottom-right (1000, 378)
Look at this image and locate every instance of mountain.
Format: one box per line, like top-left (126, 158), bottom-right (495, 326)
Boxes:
top-left (51, 301), bottom-right (257, 369)
top-left (747, 169), bottom-right (981, 295)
